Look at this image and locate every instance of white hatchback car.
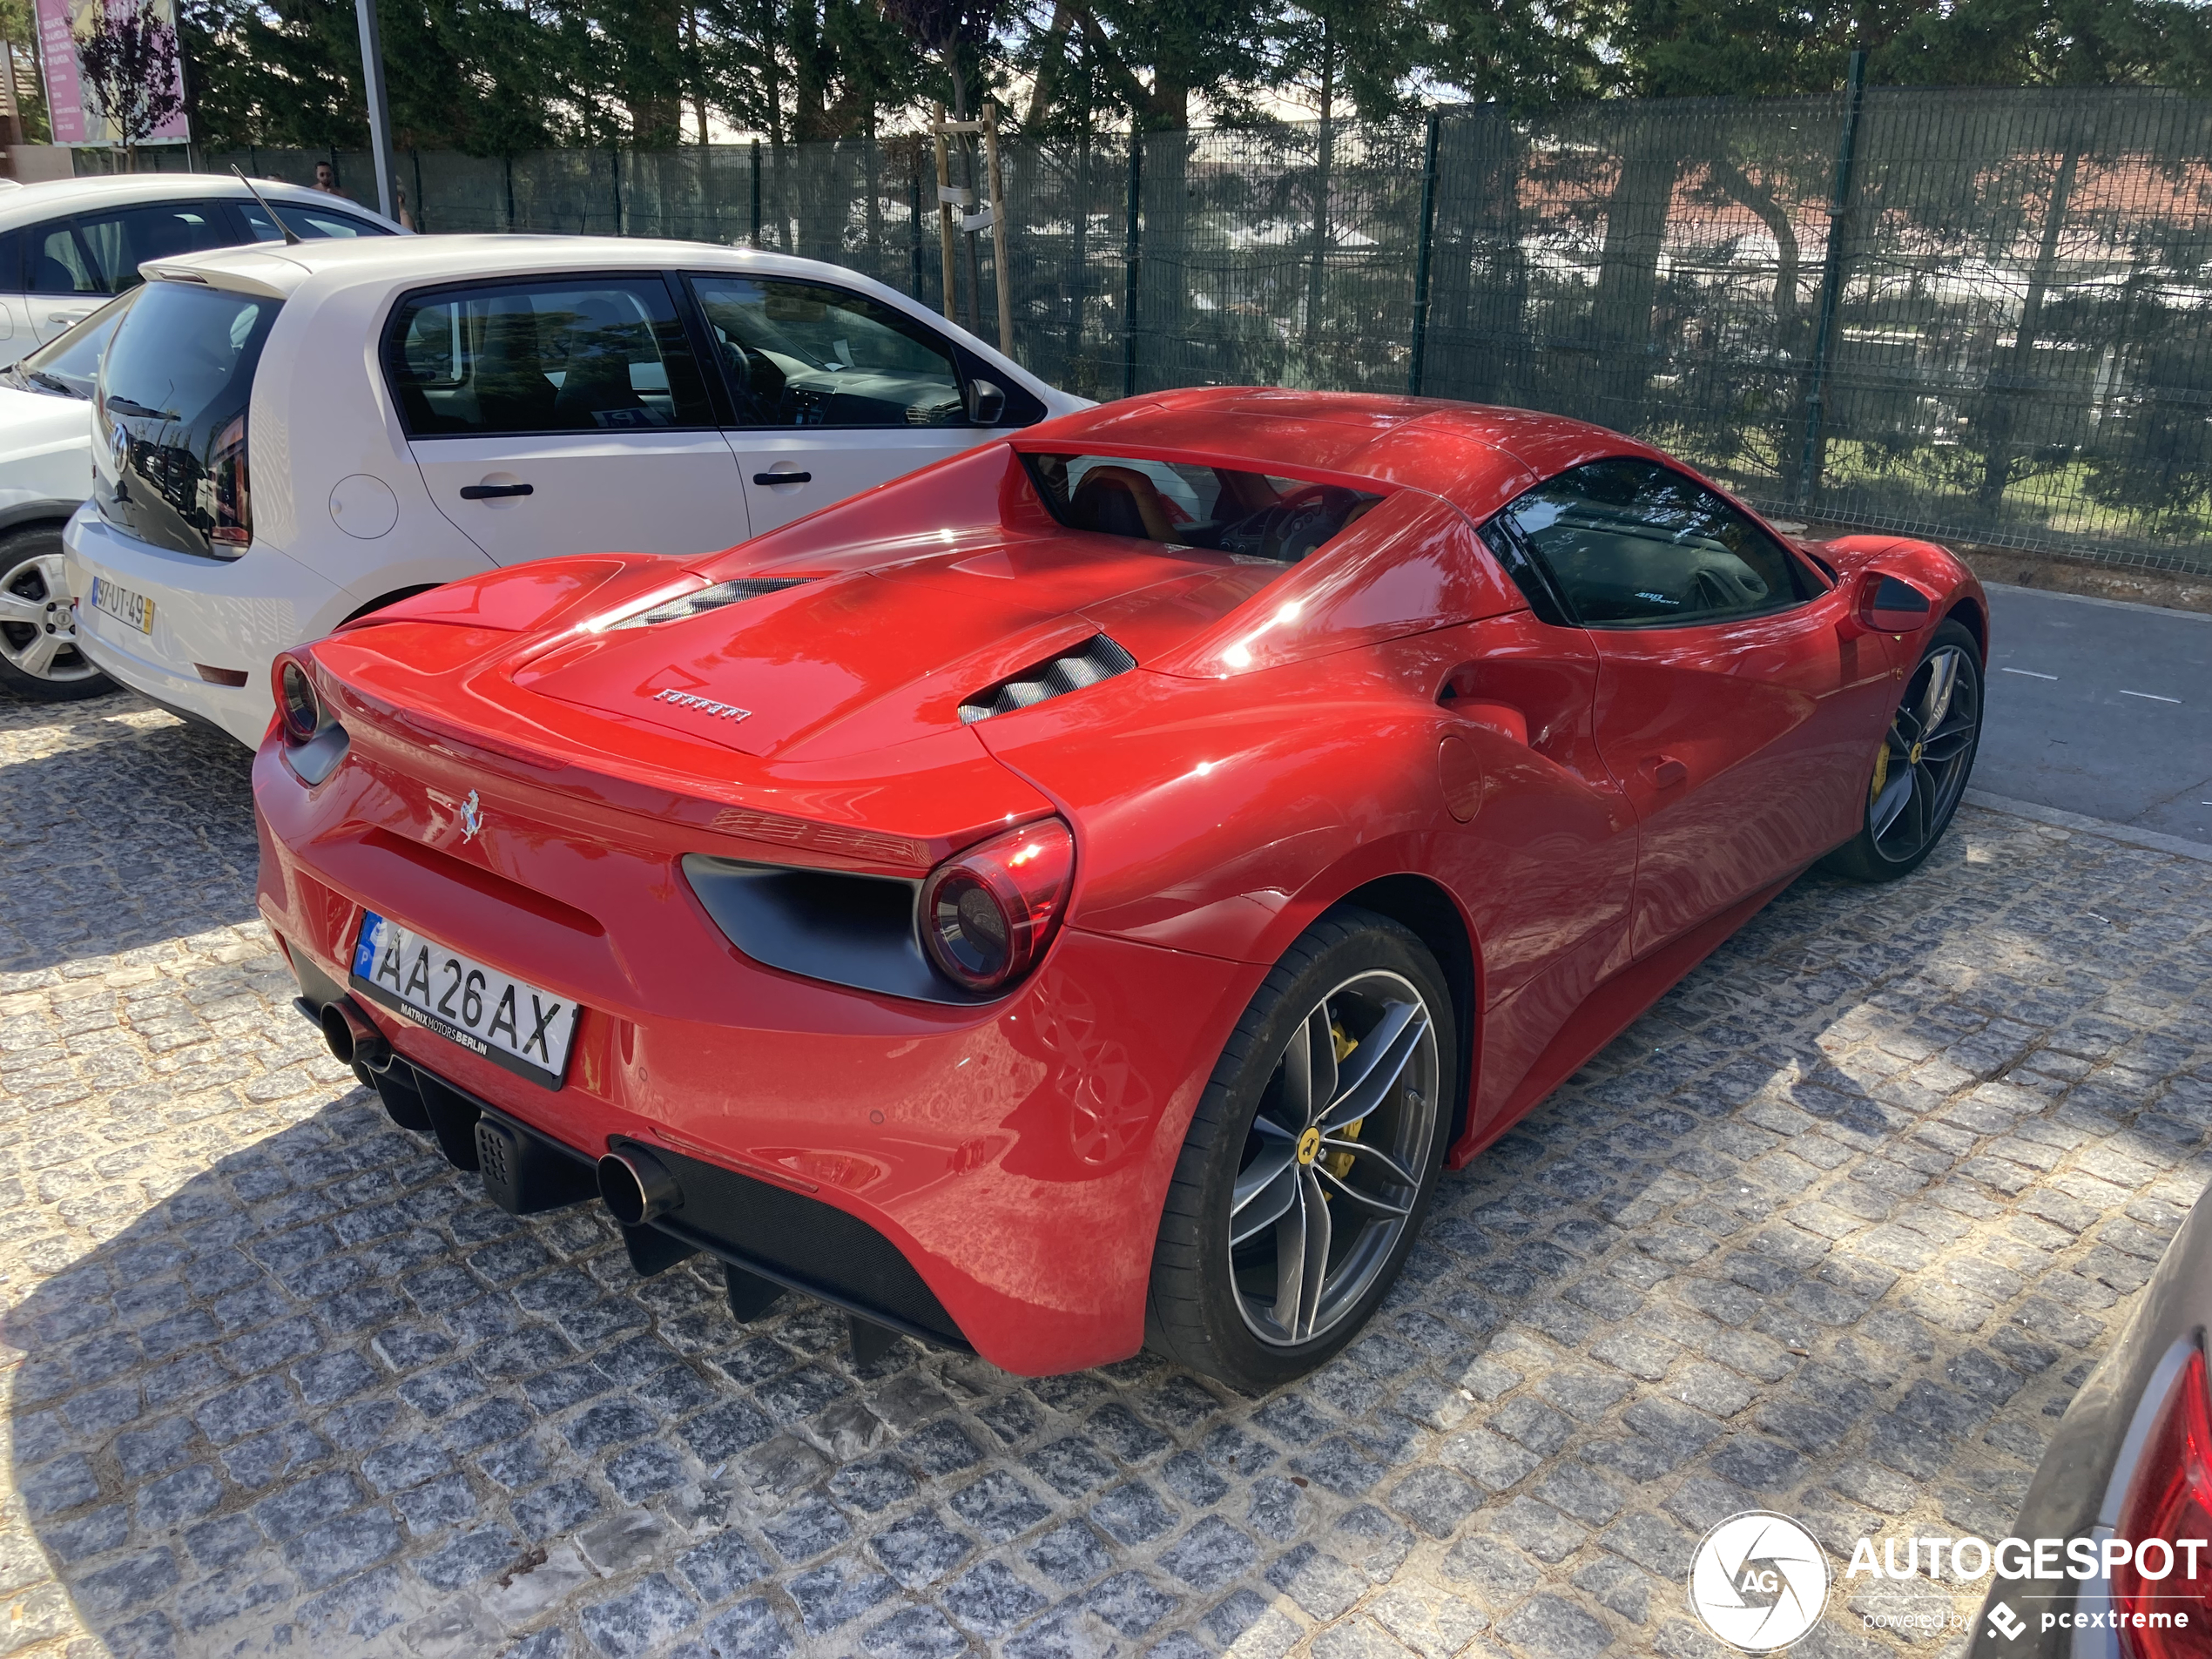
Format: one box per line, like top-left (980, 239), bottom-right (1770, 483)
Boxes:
top-left (0, 172), bottom-right (401, 354)
top-left (0, 293), bottom-right (132, 698)
top-left (65, 236), bottom-right (1082, 745)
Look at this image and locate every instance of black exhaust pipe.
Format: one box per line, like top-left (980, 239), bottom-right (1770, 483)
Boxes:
top-left (319, 998), bottom-right (389, 1073)
top-left (599, 1146), bottom-right (681, 1228)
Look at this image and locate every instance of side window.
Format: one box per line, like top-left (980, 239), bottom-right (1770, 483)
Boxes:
top-left (237, 200), bottom-right (392, 242)
top-left (383, 278), bottom-right (712, 437)
top-left (1488, 457), bottom-right (1812, 628)
top-left (28, 222), bottom-right (99, 293)
top-left (71, 203), bottom-right (238, 293)
top-left (690, 275), bottom-right (969, 428)
top-left (0, 231), bottom-right (24, 292)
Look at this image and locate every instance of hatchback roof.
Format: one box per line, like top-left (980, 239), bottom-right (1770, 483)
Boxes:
top-left (143, 233), bottom-right (894, 299)
top-left (0, 172), bottom-right (401, 232)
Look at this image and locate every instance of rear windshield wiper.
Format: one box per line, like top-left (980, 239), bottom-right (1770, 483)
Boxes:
top-left (25, 370), bottom-right (80, 397)
top-left (105, 395), bottom-right (173, 419)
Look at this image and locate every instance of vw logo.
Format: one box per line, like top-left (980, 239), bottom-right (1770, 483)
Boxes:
top-left (1687, 1512), bottom-right (1829, 1651)
top-left (460, 789), bottom-right (484, 843)
top-left (107, 420), bottom-right (130, 473)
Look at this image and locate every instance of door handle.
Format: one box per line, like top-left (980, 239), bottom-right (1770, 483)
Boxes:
top-left (752, 470), bottom-right (812, 486)
top-left (460, 482), bottom-right (534, 501)
top-left (1644, 755), bottom-right (1689, 789)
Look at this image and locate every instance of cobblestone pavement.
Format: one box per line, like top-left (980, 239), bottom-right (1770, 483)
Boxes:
top-left (3, 690), bottom-right (2209, 1659)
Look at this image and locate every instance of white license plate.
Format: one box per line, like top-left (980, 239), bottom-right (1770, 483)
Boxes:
top-left (350, 912), bottom-right (580, 1089)
top-left (90, 576), bottom-right (154, 634)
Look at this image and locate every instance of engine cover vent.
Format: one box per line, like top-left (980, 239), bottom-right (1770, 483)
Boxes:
top-left (959, 633), bottom-right (1136, 724)
top-left (611, 578), bottom-right (808, 630)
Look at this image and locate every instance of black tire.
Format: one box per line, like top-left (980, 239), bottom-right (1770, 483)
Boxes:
top-left (0, 524), bottom-right (115, 702)
top-left (1822, 617), bottom-right (1983, 883)
top-left (1145, 906), bottom-right (1457, 1391)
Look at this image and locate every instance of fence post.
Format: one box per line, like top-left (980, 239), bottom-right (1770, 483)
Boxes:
top-left (1797, 49), bottom-right (1866, 507)
top-left (610, 145), bottom-right (623, 234)
top-left (504, 156), bottom-right (516, 230)
top-left (1123, 136), bottom-right (1143, 399)
top-left (909, 157), bottom-right (925, 300)
top-left (1406, 111), bottom-right (1442, 396)
top-left (751, 139), bottom-right (762, 246)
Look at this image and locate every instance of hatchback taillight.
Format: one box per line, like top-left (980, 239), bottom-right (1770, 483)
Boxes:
top-left (2114, 1345), bottom-right (2212, 1658)
top-left (919, 819), bottom-right (1074, 993)
top-left (209, 410), bottom-right (250, 550)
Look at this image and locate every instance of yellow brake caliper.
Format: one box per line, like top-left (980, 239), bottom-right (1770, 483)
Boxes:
top-left (1870, 738), bottom-right (1891, 806)
top-left (1325, 1022), bottom-right (1360, 1182)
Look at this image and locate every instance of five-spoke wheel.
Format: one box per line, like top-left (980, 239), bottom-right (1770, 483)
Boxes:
top-left (1825, 617), bottom-right (1984, 881)
top-left (0, 529), bottom-right (111, 701)
top-left (1229, 972), bottom-right (1438, 1346)
top-left (1147, 908), bottom-right (1454, 1390)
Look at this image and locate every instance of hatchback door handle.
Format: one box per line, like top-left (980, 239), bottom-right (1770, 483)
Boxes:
top-left (752, 469), bottom-right (812, 486)
top-left (460, 482), bottom-right (534, 501)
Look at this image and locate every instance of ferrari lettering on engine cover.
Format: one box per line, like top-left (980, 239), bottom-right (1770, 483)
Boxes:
top-left (652, 688), bottom-right (751, 720)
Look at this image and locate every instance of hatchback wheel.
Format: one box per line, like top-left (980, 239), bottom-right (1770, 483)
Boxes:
top-left (1147, 907), bottom-right (1455, 1391)
top-left (0, 528), bottom-right (113, 701)
top-left (1823, 617), bottom-right (1983, 882)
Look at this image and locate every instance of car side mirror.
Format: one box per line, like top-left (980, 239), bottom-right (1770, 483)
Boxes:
top-left (1858, 570), bottom-right (1934, 634)
top-left (967, 379), bottom-right (1006, 426)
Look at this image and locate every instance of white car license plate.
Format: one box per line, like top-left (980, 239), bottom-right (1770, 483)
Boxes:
top-left (90, 576), bottom-right (154, 634)
top-left (350, 911), bottom-right (580, 1089)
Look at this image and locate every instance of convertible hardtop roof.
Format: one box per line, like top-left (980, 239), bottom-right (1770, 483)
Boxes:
top-left (1024, 387), bottom-right (1662, 521)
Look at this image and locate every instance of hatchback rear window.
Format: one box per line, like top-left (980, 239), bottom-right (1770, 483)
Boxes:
top-left (1024, 452), bottom-right (1382, 563)
top-left (94, 280), bottom-right (280, 561)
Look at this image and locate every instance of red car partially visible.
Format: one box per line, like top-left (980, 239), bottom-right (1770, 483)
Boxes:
top-left (252, 389), bottom-right (1986, 1386)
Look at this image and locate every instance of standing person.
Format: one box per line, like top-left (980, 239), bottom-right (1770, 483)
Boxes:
top-left (312, 161), bottom-right (348, 199)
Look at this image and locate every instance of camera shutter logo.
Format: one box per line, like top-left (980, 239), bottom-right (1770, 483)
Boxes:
top-left (1687, 1511), bottom-right (1830, 1651)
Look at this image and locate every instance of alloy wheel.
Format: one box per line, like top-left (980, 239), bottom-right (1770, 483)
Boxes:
top-left (0, 550), bottom-right (101, 685)
top-left (1227, 969), bottom-right (1440, 1347)
top-left (1868, 642), bottom-right (1979, 865)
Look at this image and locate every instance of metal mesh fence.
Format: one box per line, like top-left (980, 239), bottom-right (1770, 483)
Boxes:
top-left (87, 87), bottom-right (2212, 573)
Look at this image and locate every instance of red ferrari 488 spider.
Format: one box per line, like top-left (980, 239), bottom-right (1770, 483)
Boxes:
top-left (253, 389), bottom-right (1986, 1387)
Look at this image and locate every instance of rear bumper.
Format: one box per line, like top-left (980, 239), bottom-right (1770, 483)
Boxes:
top-left (255, 743), bottom-right (1258, 1375)
top-left (64, 508), bottom-right (352, 747)
top-left (287, 955), bottom-right (971, 1350)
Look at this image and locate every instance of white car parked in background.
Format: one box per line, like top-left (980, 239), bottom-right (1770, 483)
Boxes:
top-left (0, 172), bottom-right (401, 354)
top-left (64, 235), bottom-right (1082, 745)
top-left (0, 294), bottom-right (133, 699)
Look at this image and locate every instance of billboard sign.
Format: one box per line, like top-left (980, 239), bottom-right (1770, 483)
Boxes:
top-left (34, 0), bottom-right (190, 147)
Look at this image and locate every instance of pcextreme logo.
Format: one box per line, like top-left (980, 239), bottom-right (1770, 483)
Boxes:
top-left (1688, 1512), bottom-right (1831, 1651)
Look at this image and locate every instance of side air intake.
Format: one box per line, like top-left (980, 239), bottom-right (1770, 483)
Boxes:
top-left (959, 634), bottom-right (1136, 724)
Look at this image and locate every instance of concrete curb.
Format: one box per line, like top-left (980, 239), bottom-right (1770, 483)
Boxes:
top-left (1964, 787), bottom-right (2212, 863)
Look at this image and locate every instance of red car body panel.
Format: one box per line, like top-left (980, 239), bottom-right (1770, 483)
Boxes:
top-left (253, 390), bottom-right (1986, 1375)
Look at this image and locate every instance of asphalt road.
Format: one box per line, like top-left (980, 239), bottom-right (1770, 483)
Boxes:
top-left (1974, 582), bottom-right (2212, 846)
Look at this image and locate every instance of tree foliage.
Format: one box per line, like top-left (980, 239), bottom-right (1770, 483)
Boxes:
top-left (78, 0), bottom-right (185, 153)
top-left (175, 0), bottom-right (2212, 152)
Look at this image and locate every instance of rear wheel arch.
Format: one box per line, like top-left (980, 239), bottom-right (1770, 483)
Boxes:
top-left (1333, 873), bottom-right (1480, 1150)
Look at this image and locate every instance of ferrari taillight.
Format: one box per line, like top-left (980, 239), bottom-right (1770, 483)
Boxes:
top-left (2114, 1345), bottom-right (2212, 1659)
top-left (919, 819), bottom-right (1074, 993)
top-left (273, 653), bottom-right (320, 745)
